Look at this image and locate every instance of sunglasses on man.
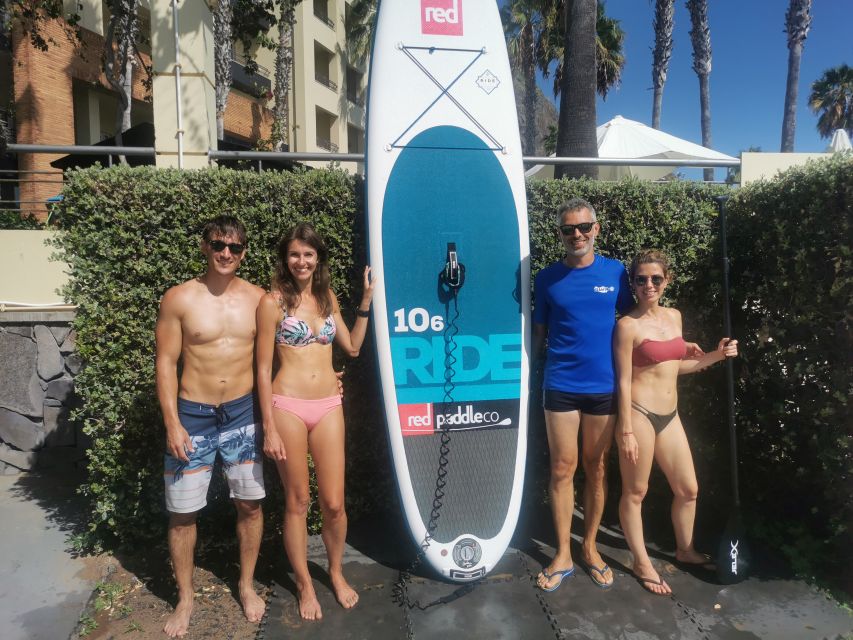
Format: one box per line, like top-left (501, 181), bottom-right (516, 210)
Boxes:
top-left (633, 275), bottom-right (665, 286)
top-left (559, 222), bottom-right (595, 236)
top-left (208, 240), bottom-right (246, 254)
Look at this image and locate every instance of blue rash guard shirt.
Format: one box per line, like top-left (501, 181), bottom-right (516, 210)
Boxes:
top-left (533, 255), bottom-right (633, 394)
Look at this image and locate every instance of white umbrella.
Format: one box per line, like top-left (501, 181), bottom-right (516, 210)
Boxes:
top-left (827, 129), bottom-right (852, 153)
top-left (525, 115), bottom-right (738, 181)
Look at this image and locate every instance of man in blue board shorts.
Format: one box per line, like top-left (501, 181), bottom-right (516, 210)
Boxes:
top-left (156, 216), bottom-right (267, 637)
top-left (533, 198), bottom-right (633, 591)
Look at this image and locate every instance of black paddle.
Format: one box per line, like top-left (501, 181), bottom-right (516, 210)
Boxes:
top-left (714, 195), bottom-right (751, 584)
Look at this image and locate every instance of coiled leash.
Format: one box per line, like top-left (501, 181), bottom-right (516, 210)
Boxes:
top-left (393, 244), bottom-right (481, 639)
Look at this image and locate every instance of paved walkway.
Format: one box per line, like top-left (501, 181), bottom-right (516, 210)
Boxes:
top-left (0, 470), bottom-right (850, 640)
top-left (261, 514), bottom-right (853, 640)
top-left (0, 471), bottom-right (101, 640)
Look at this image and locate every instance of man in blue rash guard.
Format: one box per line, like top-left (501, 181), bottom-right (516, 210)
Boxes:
top-left (533, 198), bottom-right (633, 591)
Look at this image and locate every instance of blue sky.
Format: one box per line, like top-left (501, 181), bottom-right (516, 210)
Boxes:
top-left (531, 0), bottom-right (850, 158)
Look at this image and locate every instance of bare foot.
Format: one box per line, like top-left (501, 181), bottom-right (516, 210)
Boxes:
top-left (331, 573), bottom-right (359, 609)
top-left (163, 598), bottom-right (193, 637)
top-left (675, 548), bottom-right (715, 569)
top-left (297, 584), bottom-right (323, 620)
top-left (582, 547), bottom-right (614, 588)
top-left (240, 586), bottom-right (266, 623)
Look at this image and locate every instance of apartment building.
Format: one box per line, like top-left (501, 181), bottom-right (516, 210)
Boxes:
top-left (290, 0), bottom-right (366, 170)
top-left (3, 0), bottom-right (367, 218)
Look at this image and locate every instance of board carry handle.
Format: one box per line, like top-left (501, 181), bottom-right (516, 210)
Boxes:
top-left (441, 242), bottom-right (466, 290)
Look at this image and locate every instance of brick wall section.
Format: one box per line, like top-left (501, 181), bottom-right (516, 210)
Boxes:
top-left (13, 19), bottom-right (273, 220)
top-left (13, 19), bottom-right (151, 219)
top-left (223, 91), bottom-right (274, 144)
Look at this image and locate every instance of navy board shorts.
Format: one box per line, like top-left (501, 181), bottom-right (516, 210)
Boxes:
top-left (543, 389), bottom-right (616, 416)
top-left (163, 392), bottom-right (265, 513)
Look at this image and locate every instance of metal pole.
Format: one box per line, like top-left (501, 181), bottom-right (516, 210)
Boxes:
top-left (715, 195), bottom-right (740, 508)
top-left (172, 0), bottom-right (185, 169)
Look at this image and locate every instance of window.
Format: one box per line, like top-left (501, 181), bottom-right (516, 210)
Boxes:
top-left (314, 42), bottom-right (337, 92)
top-left (346, 67), bottom-right (364, 106)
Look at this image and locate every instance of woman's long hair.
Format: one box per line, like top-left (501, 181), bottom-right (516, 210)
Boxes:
top-left (272, 223), bottom-right (332, 316)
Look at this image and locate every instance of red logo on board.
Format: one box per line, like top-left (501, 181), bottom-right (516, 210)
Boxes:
top-left (399, 403), bottom-right (434, 436)
top-left (421, 0), bottom-right (463, 36)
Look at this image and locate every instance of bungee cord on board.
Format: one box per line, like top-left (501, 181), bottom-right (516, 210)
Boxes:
top-left (391, 45), bottom-right (503, 151)
top-left (392, 243), bottom-right (481, 638)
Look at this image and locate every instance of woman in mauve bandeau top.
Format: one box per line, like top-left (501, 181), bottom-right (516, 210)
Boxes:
top-left (613, 249), bottom-right (739, 596)
top-left (256, 223), bottom-right (374, 621)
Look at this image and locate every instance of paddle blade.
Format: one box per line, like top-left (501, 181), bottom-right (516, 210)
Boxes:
top-left (716, 511), bottom-right (751, 584)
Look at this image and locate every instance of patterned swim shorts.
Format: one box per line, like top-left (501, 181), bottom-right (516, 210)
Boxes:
top-left (164, 392), bottom-right (265, 513)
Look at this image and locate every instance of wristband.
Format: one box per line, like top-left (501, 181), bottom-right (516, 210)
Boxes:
top-left (621, 432), bottom-right (633, 436)
top-left (356, 307), bottom-right (370, 318)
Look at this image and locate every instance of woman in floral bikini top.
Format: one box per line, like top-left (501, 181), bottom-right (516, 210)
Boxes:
top-left (256, 223), bottom-right (374, 621)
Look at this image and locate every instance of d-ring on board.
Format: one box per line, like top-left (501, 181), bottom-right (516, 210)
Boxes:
top-left (390, 44), bottom-right (504, 152)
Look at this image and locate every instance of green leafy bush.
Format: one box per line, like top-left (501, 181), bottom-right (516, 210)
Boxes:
top-left (51, 166), bottom-right (387, 546)
top-left (725, 155), bottom-right (852, 594)
top-left (0, 210), bottom-right (43, 228)
top-left (52, 159), bottom-right (851, 598)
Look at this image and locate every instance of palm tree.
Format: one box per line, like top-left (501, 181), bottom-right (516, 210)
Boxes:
top-left (271, 0), bottom-right (300, 149)
top-left (809, 64), bottom-right (853, 139)
top-left (554, 0), bottom-right (598, 179)
top-left (214, 0), bottom-right (234, 141)
top-left (780, 0), bottom-right (812, 152)
top-left (686, 0), bottom-right (713, 181)
top-left (345, 0), bottom-right (376, 64)
top-left (651, 0), bottom-right (674, 129)
top-left (502, 0), bottom-right (545, 156)
top-left (537, 1), bottom-right (625, 101)
top-left (103, 0), bottom-right (144, 155)
top-left (594, 2), bottom-right (624, 99)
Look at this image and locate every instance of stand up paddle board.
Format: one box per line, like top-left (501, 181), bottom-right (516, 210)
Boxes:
top-left (366, 0), bottom-right (530, 582)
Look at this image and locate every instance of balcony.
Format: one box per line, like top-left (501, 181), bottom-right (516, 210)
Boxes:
top-left (316, 137), bottom-right (338, 152)
top-left (315, 73), bottom-right (338, 93)
top-left (230, 54), bottom-right (272, 98)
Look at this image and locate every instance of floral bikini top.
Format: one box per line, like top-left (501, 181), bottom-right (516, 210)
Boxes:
top-left (273, 296), bottom-right (336, 347)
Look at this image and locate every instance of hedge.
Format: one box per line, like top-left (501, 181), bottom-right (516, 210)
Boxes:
top-left (725, 155), bottom-right (852, 593)
top-left (51, 165), bottom-right (382, 545)
top-left (51, 157), bottom-right (851, 597)
top-left (0, 210), bottom-right (43, 228)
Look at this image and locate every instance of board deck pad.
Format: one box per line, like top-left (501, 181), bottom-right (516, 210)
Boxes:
top-left (367, 0), bottom-right (530, 581)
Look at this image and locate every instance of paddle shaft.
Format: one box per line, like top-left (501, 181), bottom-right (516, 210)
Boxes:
top-left (716, 195), bottom-right (740, 508)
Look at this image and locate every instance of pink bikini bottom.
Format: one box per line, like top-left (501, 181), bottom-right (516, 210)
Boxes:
top-left (271, 394), bottom-right (342, 431)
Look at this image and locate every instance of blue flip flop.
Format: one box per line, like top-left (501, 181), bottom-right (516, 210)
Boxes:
top-left (584, 562), bottom-right (614, 589)
top-left (539, 566), bottom-right (576, 592)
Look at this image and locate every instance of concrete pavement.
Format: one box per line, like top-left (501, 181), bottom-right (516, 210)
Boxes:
top-left (0, 471), bottom-right (100, 640)
top-left (260, 512), bottom-right (853, 640)
top-left (1, 470), bottom-right (850, 640)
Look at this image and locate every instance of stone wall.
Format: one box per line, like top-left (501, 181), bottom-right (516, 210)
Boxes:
top-left (0, 312), bottom-right (84, 474)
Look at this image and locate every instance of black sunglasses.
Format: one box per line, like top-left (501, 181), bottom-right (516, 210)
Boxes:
top-left (633, 275), bottom-right (665, 286)
top-left (559, 222), bottom-right (595, 236)
top-left (208, 240), bottom-right (245, 254)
